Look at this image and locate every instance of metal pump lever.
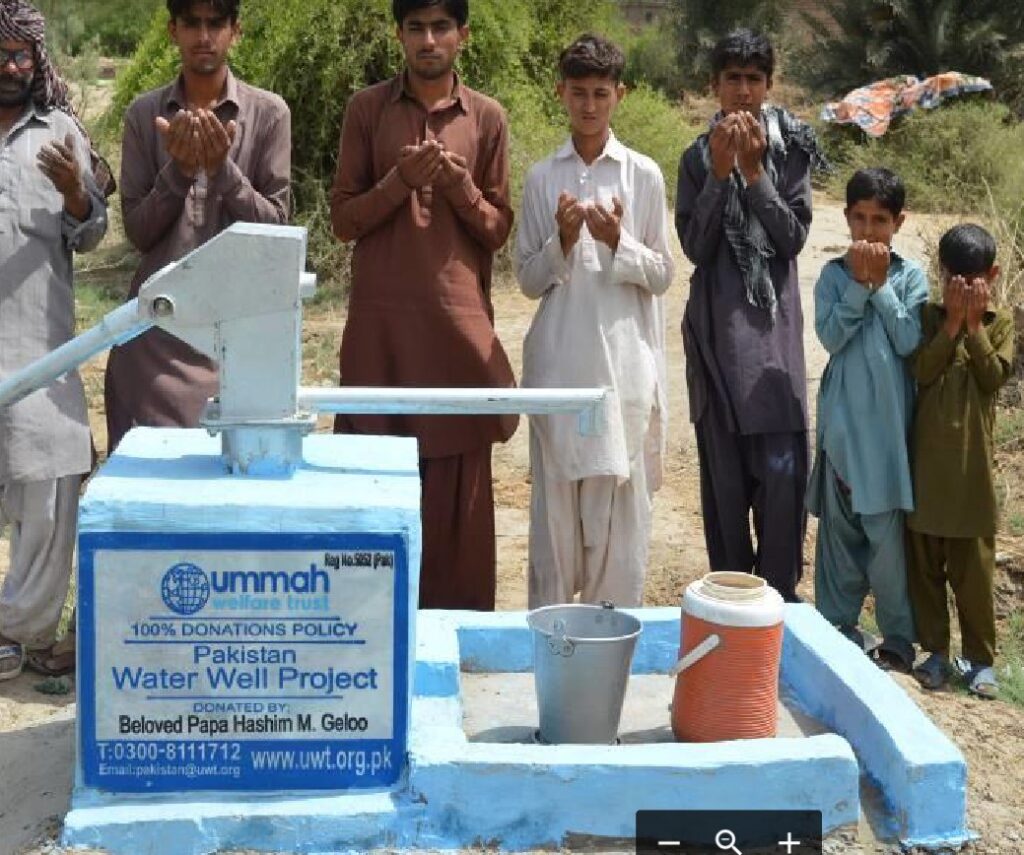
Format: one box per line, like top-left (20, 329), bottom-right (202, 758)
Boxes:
top-left (0, 223), bottom-right (607, 474)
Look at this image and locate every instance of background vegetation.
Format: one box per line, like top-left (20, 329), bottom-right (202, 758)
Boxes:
top-left (793, 0), bottom-right (1024, 109)
top-left (37, 0), bottom-right (161, 57)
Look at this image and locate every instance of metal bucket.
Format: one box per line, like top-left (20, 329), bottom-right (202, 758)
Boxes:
top-left (527, 602), bottom-right (642, 744)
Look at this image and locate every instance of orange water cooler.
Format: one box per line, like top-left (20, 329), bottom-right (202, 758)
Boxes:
top-left (671, 571), bottom-right (785, 742)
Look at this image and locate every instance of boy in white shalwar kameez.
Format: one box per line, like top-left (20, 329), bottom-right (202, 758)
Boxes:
top-left (515, 34), bottom-right (675, 608)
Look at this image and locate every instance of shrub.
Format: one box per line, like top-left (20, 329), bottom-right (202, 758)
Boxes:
top-left (38, 0), bottom-right (161, 57)
top-left (819, 101), bottom-right (1024, 220)
top-left (615, 83), bottom-right (698, 202)
top-left (624, 25), bottom-right (688, 99)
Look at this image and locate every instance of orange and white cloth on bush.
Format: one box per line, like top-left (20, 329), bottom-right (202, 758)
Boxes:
top-left (822, 71), bottom-right (993, 137)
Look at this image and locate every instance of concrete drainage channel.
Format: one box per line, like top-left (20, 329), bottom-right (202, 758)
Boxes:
top-left (412, 606), bottom-right (967, 851)
top-left (64, 605), bottom-right (968, 853)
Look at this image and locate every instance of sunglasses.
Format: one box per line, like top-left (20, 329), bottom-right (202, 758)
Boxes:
top-left (0, 48), bottom-right (34, 71)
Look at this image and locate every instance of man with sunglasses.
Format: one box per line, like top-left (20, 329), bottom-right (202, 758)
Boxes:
top-left (104, 0), bottom-right (291, 452)
top-left (0, 0), bottom-right (108, 680)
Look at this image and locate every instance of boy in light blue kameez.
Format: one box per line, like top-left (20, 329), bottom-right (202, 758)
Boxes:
top-left (807, 168), bottom-right (928, 671)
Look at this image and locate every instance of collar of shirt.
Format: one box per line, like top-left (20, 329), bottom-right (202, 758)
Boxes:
top-left (390, 71), bottom-right (467, 114)
top-left (2, 101), bottom-right (50, 146)
top-left (553, 131), bottom-right (627, 165)
top-left (165, 67), bottom-right (241, 113)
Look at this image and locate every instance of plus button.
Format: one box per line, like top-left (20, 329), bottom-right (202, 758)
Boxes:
top-left (778, 832), bottom-right (801, 854)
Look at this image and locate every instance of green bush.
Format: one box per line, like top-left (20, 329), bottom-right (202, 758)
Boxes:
top-left (105, 0), bottom-right (688, 287)
top-left (624, 25), bottom-right (687, 98)
top-left (819, 100), bottom-right (1024, 218)
top-left (38, 0), bottom-right (161, 57)
top-left (615, 83), bottom-right (698, 201)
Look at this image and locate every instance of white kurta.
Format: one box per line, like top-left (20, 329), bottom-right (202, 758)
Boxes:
top-left (515, 134), bottom-right (675, 605)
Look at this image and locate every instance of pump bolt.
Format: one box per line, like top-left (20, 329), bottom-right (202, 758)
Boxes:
top-left (151, 296), bottom-right (174, 318)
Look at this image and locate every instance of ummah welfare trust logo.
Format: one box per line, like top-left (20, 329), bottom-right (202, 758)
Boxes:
top-left (161, 563), bottom-right (211, 615)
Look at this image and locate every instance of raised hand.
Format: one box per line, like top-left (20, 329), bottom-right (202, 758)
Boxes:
top-left (397, 140), bottom-right (445, 189)
top-left (865, 242), bottom-right (891, 288)
top-left (943, 275), bottom-right (967, 338)
top-left (37, 132), bottom-right (89, 219)
top-left (735, 110), bottom-right (766, 183)
top-left (709, 114), bottom-right (739, 180)
top-left (155, 110), bottom-right (202, 179)
top-left (965, 276), bottom-right (990, 334)
top-left (435, 148), bottom-right (469, 190)
top-left (584, 196), bottom-right (623, 251)
top-left (846, 240), bottom-right (872, 286)
top-left (555, 191), bottom-right (585, 256)
top-left (195, 109), bottom-right (237, 175)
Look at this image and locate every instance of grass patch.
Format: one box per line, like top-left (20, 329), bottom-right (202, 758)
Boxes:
top-left (999, 611), bottom-right (1024, 707)
top-left (996, 408), bottom-right (1024, 448)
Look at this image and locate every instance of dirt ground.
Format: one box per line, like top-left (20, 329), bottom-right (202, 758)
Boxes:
top-left (2, 194), bottom-right (1024, 854)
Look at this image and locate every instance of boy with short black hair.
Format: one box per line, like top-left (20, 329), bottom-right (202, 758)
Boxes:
top-left (677, 29), bottom-right (828, 602)
top-left (807, 168), bottom-right (928, 671)
top-left (332, 0), bottom-right (517, 610)
top-left (166, 0), bottom-right (239, 20)
top-left (908, 223), bottom-right (1015, 698)
top-left (105, 0), bottom-right (291, 452)
top-left (515, 34), bottom-right (674, 607)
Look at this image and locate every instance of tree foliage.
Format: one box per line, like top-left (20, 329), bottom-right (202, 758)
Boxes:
top-left (671, 0), bottom-right (787, 89)
top-left (37, 0), bottom-right (162, 57)
top-left (794, 0), bottom-right (1024, 106)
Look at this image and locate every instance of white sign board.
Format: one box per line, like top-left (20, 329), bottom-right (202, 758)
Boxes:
top-left (79, 532), bottom-right (409, 792)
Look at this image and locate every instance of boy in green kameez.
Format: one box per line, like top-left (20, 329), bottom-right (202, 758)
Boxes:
top-left (907, 223), bottom-right (1015, 699)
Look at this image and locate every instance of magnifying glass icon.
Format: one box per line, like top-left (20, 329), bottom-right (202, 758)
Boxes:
top-left (715, 829), bottom-right (742, 855)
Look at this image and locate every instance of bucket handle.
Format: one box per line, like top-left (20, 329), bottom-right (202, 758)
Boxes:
top-left (547, 618), bottom-right (575, 657)
top-left (669, 633), bottom-right (721, 677)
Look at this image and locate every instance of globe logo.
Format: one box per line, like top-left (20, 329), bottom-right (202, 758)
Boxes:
top-left (161, 563), bottom-right (210, 616)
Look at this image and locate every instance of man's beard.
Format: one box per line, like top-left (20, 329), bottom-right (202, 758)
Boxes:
top-left (0, 74), bottom-right (32, 108)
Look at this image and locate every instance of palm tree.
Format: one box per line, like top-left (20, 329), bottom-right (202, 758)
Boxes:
top-left (795, 0), bottom-right (1024, 102)
top-left (673, 0), bottom-right (787, 89)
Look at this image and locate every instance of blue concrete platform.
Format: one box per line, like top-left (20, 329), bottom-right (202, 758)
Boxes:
top-left (64, 606), bottom-right (967, 853)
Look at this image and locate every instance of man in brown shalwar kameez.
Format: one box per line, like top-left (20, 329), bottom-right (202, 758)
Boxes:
top-left (104, 0), bottom-right (291, 452)
top-left (330, 0), bottom-right (518, 610)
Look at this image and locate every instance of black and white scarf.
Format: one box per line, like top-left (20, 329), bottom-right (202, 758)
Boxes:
top-left (698, 105), bottom-right (830, 321)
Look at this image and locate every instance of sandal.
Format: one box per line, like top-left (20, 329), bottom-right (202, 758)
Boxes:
top-left (955, 659), bottom-right (999, 700)
top-left (24, 638), bottom-right (75, 678)
top-left (872, 637), bottom-right (915, 674)
top-left (0, 639), bottom-right (25, 682)
top-left (838, 624), bottom-right (879, 654)
top-left (912, 652), bottom-right (950, 690)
